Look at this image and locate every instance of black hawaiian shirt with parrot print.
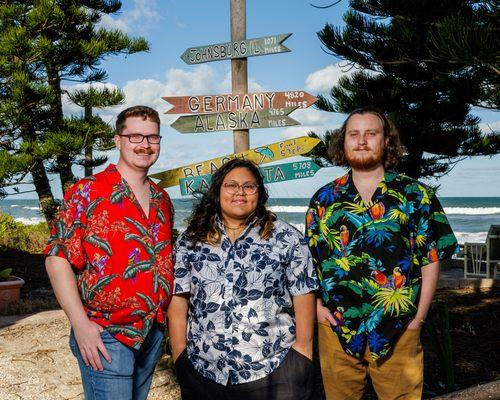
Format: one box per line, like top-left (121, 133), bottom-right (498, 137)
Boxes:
top-left (306, 170), bottom-right (458, 360)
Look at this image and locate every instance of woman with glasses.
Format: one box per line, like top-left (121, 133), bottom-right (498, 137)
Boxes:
top-left (167, 158), bottom-right (318, 400)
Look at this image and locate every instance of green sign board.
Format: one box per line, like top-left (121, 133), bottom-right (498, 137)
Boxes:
top-left (181, 33), bottom-right (291, 65)
top-left (171, 107), bottom-right (299, 134)
top-left (179, 161), bottom-right (321, 195)
top-left (150, 136), bottom-right (322, 188)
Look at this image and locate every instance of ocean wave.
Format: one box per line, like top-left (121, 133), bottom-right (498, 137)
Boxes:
top-left (14, 217), bottom-right (45, 225)
top-left (454, 231), bottom-right (487, 244)
top-left (23, 206), bottom-right (41, 211)
top-left (444, 207), bottom-right (500, 215)
top-left (270, 205), bottom-right (500, 216)
top-left (268, 206), bottom-right (308, 213)
top-left (10, 204), bottom-right (20, 208)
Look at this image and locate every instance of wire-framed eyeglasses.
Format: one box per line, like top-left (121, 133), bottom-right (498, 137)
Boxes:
top-left (118, 133), bottom-right (162, 144)
top-left (222, 181), bottom-right (258, 195)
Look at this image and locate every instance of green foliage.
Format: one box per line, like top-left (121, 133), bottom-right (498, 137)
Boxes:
top-left (0, 267), bottom-right (12, 279)
top-left (0, 212), bottom-right (49, 253)
top-left (0, 1), bottom-right (149, 222)
top-left (425, 303), bottom-right (455, 392)
top-left (428, 1), bottom-right (499, 110)
top-left (314, 0), bottom-right (499, 179)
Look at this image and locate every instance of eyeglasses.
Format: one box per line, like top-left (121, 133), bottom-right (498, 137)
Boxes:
top-left (222, 181), bottom-right (258, 195)
top-left (118, 133), bottom-right (162, 144)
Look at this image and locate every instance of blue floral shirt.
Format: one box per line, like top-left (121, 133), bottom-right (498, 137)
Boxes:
top-left (173, 218), bottom-right (318, 385)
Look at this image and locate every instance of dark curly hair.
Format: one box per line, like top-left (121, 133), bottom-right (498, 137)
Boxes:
top-left (184, 158), bottom-right (276, 246)
top-left (328, 107), bottom-right (404, 169)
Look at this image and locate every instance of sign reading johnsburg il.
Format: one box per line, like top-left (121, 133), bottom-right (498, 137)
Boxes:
top-left (181, 33), bottom-right (291, 65)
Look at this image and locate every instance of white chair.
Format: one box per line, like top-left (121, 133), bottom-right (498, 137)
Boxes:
top-left (463, 242), bottom-right (488, 278)
top-left (486, 225), bottom-right (500, 279)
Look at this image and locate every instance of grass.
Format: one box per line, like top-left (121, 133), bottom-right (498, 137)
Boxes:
top-left (0, 212), bottom-right (49, 253)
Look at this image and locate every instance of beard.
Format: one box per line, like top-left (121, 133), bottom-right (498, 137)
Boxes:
top-left (345, 147), bottom-right (384, 170)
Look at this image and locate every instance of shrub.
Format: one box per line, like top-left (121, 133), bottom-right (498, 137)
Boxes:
top-left (0, 212), bottom-right (49, 253)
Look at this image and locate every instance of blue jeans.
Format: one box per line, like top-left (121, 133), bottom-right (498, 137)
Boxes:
top-left (69, 326), bottom-right (164, 400)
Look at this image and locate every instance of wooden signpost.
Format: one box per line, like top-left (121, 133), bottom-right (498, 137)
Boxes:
top-left (151, 1), bottom-right (324, 190)
top-left (179, 160), bottom-right (321, 195)
top-left (163, 91), bottom-right (318, 114)
top-left (149, 136), bottom-right (321, 188)
top-left (180, 33), bottom-right (291, 65)
top-left (171, 107), bottom-right (299, 134)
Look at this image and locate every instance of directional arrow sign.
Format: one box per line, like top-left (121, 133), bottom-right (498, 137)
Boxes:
top-left (171, 107), bottom-right (299, 134)
top-left (180, 33), bottom-right (291, 65)
top-left (179, 161), bottom-right (322, 195)
top-left (149, 136), bottom-right (321, 188)
top-left (163, 91), bottom-right (318, 114)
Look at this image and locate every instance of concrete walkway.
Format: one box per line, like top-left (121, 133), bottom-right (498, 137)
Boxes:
top-left (438, 267), bottom-right (500, 290)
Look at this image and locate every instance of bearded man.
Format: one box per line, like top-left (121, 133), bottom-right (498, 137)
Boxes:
top-left (305, 107), bottom-right (458, 400)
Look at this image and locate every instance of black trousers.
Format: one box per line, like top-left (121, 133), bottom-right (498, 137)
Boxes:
top-left (174, 348), bottom-right (315, 400)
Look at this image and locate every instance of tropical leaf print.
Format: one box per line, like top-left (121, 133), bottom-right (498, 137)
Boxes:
top-left (87, 274), bottom-right (119, 300)
top-left (305, 171), bottom-right (458, 361)
top-left (137, 292), bottom-right (156, 311)
top-left (44, 165), bottom-right (175, 351)
top-left (123, 260), bottom-right (153, 279)
top-left (372, 286), bottom-right (415, 316)
top-left (124, 217), bottom-right (149, 237)
top-left (85, 234), bottom-right (112, 256)
top-left (110, 181), bottom-right (130, 204)
top-left (86, 198), bottom-right (104, 220)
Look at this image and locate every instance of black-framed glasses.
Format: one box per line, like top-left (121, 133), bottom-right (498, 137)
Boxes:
top-left (222, 181), bottom-right (258, 195)
top-left (118, 133), bottom-right (162, 144)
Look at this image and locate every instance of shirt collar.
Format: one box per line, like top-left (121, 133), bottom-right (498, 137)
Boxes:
top-left (215, 214), bottom-right (259, 239)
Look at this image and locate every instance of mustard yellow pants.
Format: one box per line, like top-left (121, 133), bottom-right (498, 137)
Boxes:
top-left (318, 322), bottom-right (423, 400)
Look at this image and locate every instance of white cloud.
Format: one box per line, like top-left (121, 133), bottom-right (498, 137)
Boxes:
top-left (62, 82), bottom-right (121, 116)
top-left (305, 63), bottom-right (350, 93)
top-left (305, 62), bottom-right (363, 93)
top-left (479, 120), bottom-right (500, 134)
top-left (218, 67), bottom-right (267, 93)
top-left (163, 65), bottom-right (218, 95)
top-left (98, 0), bottom-right (161, 34)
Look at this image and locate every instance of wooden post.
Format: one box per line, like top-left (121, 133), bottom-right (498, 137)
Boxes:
top-left (84, 105), bottom-right (93, 177)
top-left (230, 0), bottom-right (249, 152)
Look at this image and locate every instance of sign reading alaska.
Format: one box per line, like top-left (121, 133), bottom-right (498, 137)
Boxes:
top-left (170, 107), bottom-right (299, 133)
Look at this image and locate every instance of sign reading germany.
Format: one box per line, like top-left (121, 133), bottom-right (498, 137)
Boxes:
top-left (163, 91), bottom-right (318, 114)
top-left (180, 33), bottom-right (291, 65)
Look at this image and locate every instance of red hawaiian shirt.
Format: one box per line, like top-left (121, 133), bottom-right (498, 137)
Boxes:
top-left (45, 164), bottom-right (174, 349)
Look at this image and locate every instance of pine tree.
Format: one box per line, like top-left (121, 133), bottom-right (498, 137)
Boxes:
top-left (429, 0), bottom-right (499, 110)
top-left (310, 0), bottom-right (499, 179)
top-left (0, 1), bottom-right (149, 222)
top-left (67, 86), bottom-right (125, 177)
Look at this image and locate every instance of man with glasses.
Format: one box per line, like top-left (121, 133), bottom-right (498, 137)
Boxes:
top-left (45, 105), bottom-right (174, 400)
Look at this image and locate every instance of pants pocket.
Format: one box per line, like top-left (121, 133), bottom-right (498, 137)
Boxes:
top-left (174, 348), bottom-right (188, 370)
top-left (289, 347), bottom-right (314, 366)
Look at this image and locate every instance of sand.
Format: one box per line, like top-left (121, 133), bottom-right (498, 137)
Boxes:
top-left (0, 310), bottom-right (181, 400)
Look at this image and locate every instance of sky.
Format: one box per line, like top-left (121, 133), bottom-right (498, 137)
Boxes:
top-left (13, 0), bottom-right (500, 199)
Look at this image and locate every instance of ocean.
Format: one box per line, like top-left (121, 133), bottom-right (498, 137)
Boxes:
top-left (1, 197), bottom-right (500, 245)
